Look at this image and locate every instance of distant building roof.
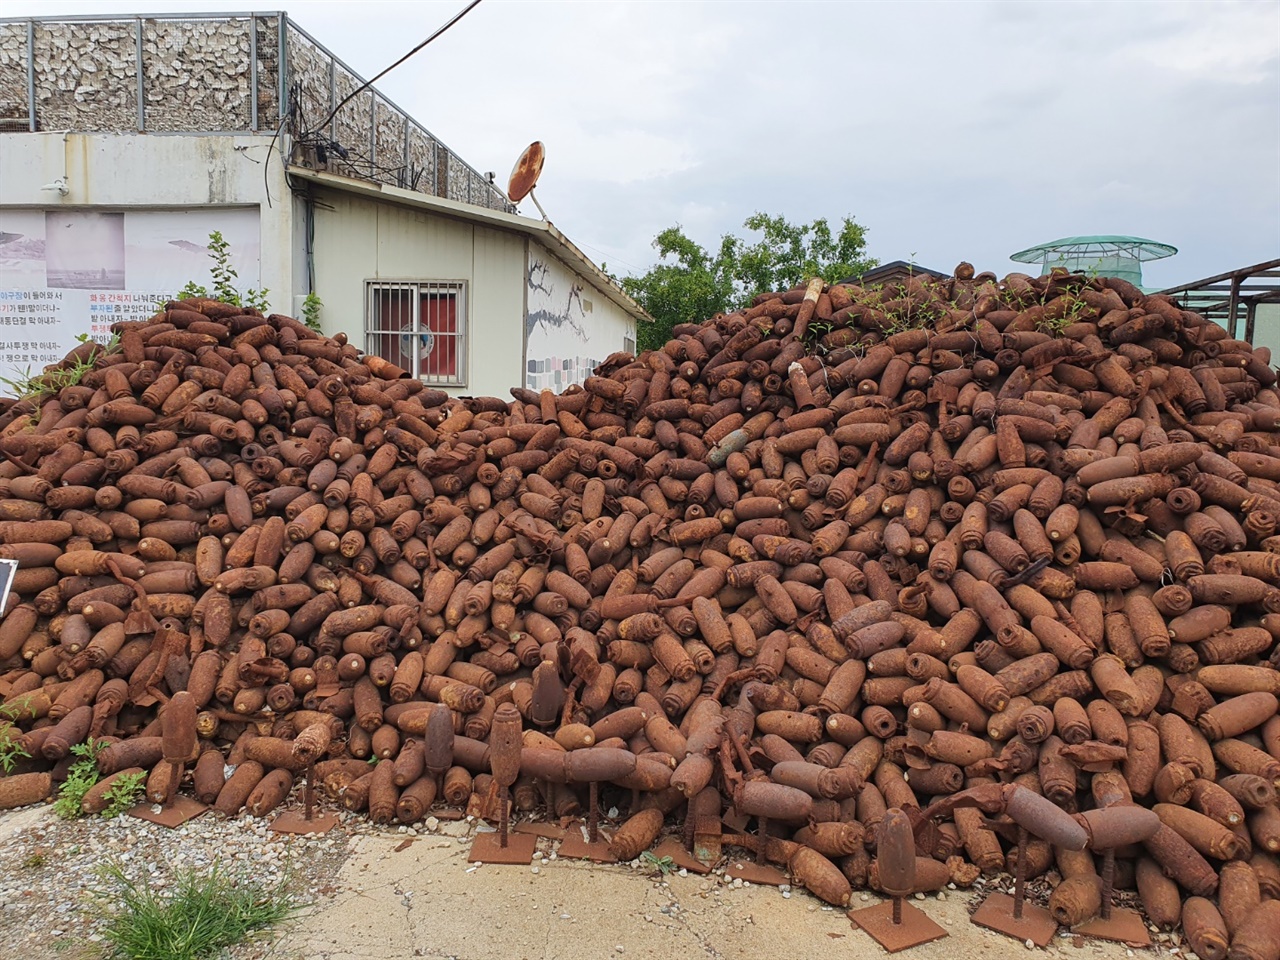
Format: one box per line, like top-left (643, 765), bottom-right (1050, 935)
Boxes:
top-left (840, 260), bottom-right (949, 287)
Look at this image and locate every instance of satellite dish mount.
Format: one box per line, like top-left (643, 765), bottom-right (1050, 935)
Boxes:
top-left (508, 141), bottom-right (547, 220)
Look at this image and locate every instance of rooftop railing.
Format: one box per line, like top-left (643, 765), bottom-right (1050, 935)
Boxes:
top-left (0, 11), bottom-right (513, 211)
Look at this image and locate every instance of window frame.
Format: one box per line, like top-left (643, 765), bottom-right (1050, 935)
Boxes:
top-left (364, 279), bottom-right (468, 387)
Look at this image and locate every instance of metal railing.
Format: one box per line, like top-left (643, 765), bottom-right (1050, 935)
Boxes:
top-left (0, 10), bottom-right (512, 212)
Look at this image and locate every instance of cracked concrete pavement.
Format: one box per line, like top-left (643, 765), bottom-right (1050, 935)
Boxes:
top-left (249, 824), bottom-right (1148, 960)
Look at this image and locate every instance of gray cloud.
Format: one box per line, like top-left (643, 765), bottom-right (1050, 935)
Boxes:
top-left (14, 0), bottom-right (1279, 289)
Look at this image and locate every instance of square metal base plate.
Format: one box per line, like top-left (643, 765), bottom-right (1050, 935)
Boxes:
top-left (724, 860), bottom-right (788, 886)
top-left (127, 796), bottom-right (208, 829)
top-left (270, 811), bottom-right (340, 835)
top-left (557, 823), bottom-right (615, 862)
top-left (1074, 908), bottom-right (1152, 946)
top-left (468, 830), bottom-right (538, 865)
top-left (849, 901), bottom-right (949, 953)
top-left (653, 837), bottom-right (712, 875)
top-left (972, 892), bottom-right (1059, 947)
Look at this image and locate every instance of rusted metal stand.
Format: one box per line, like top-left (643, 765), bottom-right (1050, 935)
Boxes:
top-left (970, 825), bottom-right (1059, 947)
top-left (557, 781), bottom-right (615, 862)
top-left (848, 896), bottom-right (949, 952)
top-left (272, 759), bottom-right (338, 835)
top-left (128, 758), bottom-right (207, 829)
top-left (848, 808), bottom-right (948, 952)
top-left (1073, 848), bottom-right (1151, 946)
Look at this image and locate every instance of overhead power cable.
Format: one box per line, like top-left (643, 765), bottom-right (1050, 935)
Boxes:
top-left (315, 0), bottom-right (483, 132)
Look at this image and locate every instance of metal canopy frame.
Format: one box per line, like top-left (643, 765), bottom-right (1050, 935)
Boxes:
top-left (1010, 235), bottom-right (1178, 265)
top-left (1159, 258), bottom-right (1280, 344)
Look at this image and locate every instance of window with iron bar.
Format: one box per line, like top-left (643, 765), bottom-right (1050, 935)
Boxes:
top-left (365, 280), bottom-right (467, 386)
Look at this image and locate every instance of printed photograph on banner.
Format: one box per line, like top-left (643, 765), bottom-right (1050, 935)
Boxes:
top-left (46, 211), bottom-right (125, 290)
top-left (0, 210), bottom-right (47, 287)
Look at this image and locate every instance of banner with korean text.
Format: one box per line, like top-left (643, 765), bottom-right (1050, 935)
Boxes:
top-left (0, 208), bottom-right (259, 385)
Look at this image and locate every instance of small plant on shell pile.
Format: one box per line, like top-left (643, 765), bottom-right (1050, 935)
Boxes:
top-left (100, 771), bottom-right (147, 818)
top-left (52, 738), bottom-right (106, 819)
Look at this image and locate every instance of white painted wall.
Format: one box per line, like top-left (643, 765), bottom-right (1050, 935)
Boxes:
top-left (306, 187), bottom-right (639, 398)
top-left (525, 244), bottom-right (636, 392)
top-left (307, 185), bottom-right (526, 399)
top-left (0, 132), bottom-right (292, 298)
top-left (0, 131), bottom-right (292, 381)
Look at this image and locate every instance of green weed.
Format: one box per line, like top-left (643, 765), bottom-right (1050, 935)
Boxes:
top-left (101, 771), bottom-right (146, 818)
top-left (53, 738), bottom-right (106, 819)
top-left (94, 860), bottom-right (299, 960)
top-left (639, 850), bottom-right (675, 875)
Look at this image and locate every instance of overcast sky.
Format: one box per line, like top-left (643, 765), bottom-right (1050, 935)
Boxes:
top-left (14, 0), bottom-right (1280, 288)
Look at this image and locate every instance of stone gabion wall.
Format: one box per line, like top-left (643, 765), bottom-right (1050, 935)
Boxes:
top-left (33, 19), bottom-right (136, 130)
top-left (286, 23), bottom-right (330, 134)
top-left (373, 96), bottom-right (405, 188)
top-left (406, 123), bottom-right (438, 196)
top-left (0, 16), bottom-right (281, 132)
top-left (141, 18), bottom-right (252, 132)
top-left (254, 16), bottom-right (279, 128)
top-left (0, 15), bottom-right (514, 211)
top-left (0, 23), bottom-right (28, 123)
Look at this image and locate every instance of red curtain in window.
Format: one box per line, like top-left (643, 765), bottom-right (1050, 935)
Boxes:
top-left (420, 293), bottom-right (458, 380)
top-left (376, 288), bottom-right (415, 374)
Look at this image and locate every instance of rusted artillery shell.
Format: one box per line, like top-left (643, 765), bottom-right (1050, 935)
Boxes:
top-left (1198, 692), bottom-right (1278, 740)
top-left (608, 807), bottom-right (665, 861)
top-left (876, 808), bottom-right (916, 898)
top-left (291, 722), bottom-right (332, 765)
top-left (1078, 805), bottom-right (1161, 848)
top-left (192, 748), bottom-right (226, 803)
top-left (1229, 901), bottom-right (1280, 960)
top-left (1003, 786), bottom-right (1088, 848)
top-left (734, 780), bottom-right (814, 822)
top-left (789, 846), bottom-right (851, 906)
top-left (80, 767), bottom-right (147, 815)
top-left (1219, 859), bottom-right (1261, 936)
top-left (564, 746), bottom-right (636, 783)
top-left (1144, 824), bottom-right (1219, 896)
top-left (0, 772), bottom-right (52, 810)
top-left (161, 691), bottom-right (198, 764)
top-left (1182, 897), bottom-right (1229, 960)
top-left (489, 702), bottom-right (524, 788)
top-left (1135, 856), bottom-right (1183, 930)
top-left (246, 769), bottom-right (294, 816)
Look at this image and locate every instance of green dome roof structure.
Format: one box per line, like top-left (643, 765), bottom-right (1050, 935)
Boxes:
top-left (1009, 235), bottom-right (1177, 289)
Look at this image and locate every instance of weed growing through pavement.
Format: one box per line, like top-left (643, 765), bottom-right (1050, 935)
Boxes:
top-left (92, 860), bottom-right (299, 960)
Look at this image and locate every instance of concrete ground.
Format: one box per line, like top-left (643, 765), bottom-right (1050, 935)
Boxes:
top-left (0, 802), bottom-right (1165, 960)
top-left (247, 824), bottom-right (1154, 960)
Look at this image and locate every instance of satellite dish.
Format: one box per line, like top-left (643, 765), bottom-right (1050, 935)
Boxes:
top-left (508, 141), bottom-right (548, 219)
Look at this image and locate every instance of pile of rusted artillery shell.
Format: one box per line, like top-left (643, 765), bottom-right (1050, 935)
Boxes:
top-left (1, 266), bottom-right (1279, 948)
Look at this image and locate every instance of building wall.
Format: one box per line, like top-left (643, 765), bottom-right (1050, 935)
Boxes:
top-left (525, 245), bottom-right (636, 392)
top-left (308, 185), bottom-right (525, 399)
top-left (0, 130), bottom-right (291, 380)
top-left (307, 186), bottom-right (639, 399)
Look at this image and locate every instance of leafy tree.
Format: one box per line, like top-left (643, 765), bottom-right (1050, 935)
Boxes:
top-left (623, 213), bottom-right (876, 352)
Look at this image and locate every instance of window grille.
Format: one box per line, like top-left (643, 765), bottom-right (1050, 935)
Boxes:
top-left (365, 280), bottom-right (466, 386)
top-left (623, 334), bottom-right (636, 357)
